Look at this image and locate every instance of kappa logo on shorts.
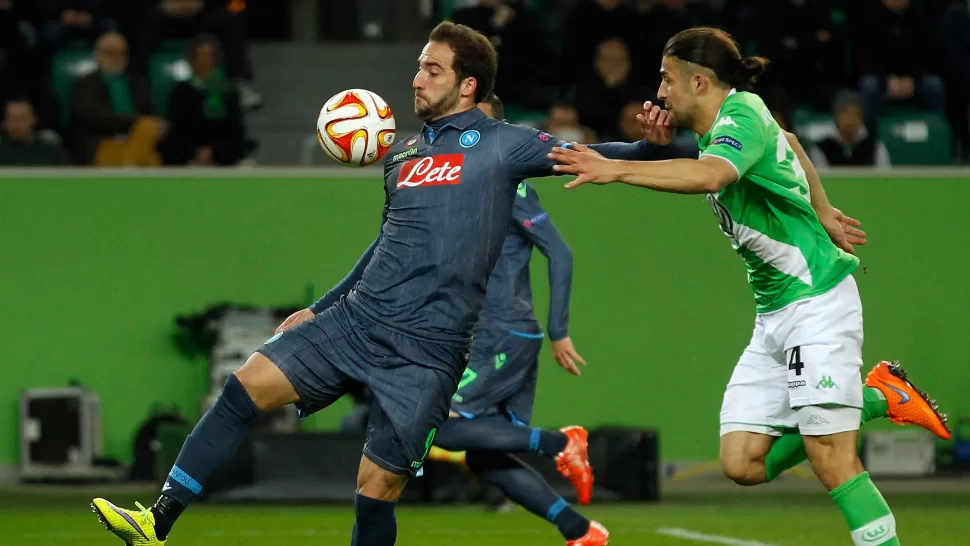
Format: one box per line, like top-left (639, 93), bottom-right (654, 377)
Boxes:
top-left (816, 376), bottom-right (839, 389)
top-left (788, 380), bottom-right (806, 389)
top-left (806, 414), bottom-right (830, 425)
top-left (397, 154), bottom-right (464, 188)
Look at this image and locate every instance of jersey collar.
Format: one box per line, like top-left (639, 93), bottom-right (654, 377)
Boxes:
top-left (421, 108), bottom-right (485, 141)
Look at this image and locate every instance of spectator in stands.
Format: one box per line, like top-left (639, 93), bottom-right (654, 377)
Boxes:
top-left (543, 103), bottom-right (596, 144)
top-left (753, 0), bottom-right (849, 110)
top-left (558, 0), bottom-right (638, 90)
top-left (137, 0), bottom-right (261, 111)
top-left (32, 0), bottom-right (117, 53)
top-left (160, 34), bottom-right (246, 166)
top-left (453, 0), bottom-right (554, 110)
top-left (939, 0), bottom-right (970, 162)
top-left (809, 90), bottom-right (892, 169)
top-left (570, 38), bottom-right (648, 140)
top-left (616, 101), bottom-right (643, 143)
top-left (0, 98), bottom-right (70, 165)
top-left (857, 0), bottom-right (946, 126)
top-left (71, 31), bottom-right (164, 165)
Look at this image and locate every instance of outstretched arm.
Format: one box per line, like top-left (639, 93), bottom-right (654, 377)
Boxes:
top-left (549, 147), bottom-right (737, 194)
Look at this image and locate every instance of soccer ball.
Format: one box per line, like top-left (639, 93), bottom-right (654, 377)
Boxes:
top-left (316, 89), bottom-right (396, 167)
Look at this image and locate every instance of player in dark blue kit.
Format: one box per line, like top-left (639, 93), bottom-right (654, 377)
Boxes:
top-left (91, 22), bottom-right (665, 546)
top-left (422, 92), bottom-right (611, 545)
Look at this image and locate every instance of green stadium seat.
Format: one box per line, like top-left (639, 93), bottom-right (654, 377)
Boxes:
top-left (50, 46), bottom-right (98, 128)
top-left (792, 108), bottom-right (835, 144)
top-left (148, 42), bottom-right (193, 117)
top-left (878, 111), bottom-right (953, 165)
top-left (502, 104), bottom-right (547, 127)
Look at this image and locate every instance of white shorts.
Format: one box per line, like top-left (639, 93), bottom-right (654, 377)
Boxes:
top-left (719, 275), bottom-right (864, 437)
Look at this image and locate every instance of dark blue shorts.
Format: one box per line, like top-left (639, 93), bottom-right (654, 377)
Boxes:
top-left (257, 300), bottom-right (466, 476)
top-left (450, 327), bottom-right (543, 425)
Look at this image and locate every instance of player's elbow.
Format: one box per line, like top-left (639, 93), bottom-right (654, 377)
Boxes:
top-left (700, 169), bottom-right (732, 193)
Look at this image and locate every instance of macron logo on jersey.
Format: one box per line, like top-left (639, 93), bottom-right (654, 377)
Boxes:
top-left (397, 154), bottom-right (464, 188)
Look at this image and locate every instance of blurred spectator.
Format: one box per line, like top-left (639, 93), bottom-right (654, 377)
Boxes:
top-left (570, 38), bottom-right (649, 140)
top-left (754, 0), bottom-right (848, 110)
top-left (857, 0), bottom-right (946, 126)
top-left (616, 101), bottom-right (644, 143)
top-left (137, 0), bottom-right (262, 111)
top-left (939, 0), bottom-right (970, 161)
top-left (71, 31), bottom-right (164, 166)
top-left (558, 0), bottom-right (638, 89)
top-left (29, 0), bottom-right (117, 53)
top-left (0, 98), bottom-right (70, 165)
top-left (809, 90), bottom-right (892, 168)
top-left (453, 0), bottom-right (555, 110)
top-left (543, 104), bottom-right (596, 144)
top-left (160, 35), bottom-right (246, 166)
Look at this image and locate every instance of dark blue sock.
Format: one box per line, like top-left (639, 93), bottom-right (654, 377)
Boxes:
top-left (435, 416), bottom-right (567, 456)
top-left (351, 493), bottom-right (397, 546)
top-left (151, 374), bottom-right (259, 540)
top-left (466, 450), bottom-right (590, 540)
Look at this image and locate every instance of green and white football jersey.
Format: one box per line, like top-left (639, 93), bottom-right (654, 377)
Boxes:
top-left (698, 90), bottom-right (859, 313)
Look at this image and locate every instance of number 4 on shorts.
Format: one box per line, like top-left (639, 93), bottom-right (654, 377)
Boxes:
top-left (788, 346), bottom-right (805, 376)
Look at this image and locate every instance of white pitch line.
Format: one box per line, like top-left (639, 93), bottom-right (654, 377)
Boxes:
top-left (657, 527), bottom-right (780, 546)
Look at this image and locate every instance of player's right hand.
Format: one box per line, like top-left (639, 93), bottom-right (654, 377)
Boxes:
top-left (275, 308), bottom-right (314, 334)
top-left (551, 337), bottom-right (587, 377)
top-left (638, 101), bottom-right (676, 145)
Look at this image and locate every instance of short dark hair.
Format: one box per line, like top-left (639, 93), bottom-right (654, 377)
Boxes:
top-left (663, 27), bottom-right (768, 91)
top-left (429, 21), bottom-right (497, 103)
top-left (482, 92), bottom-right (504, 120)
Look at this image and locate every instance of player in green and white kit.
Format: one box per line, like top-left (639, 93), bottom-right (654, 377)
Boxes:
top-left (549, 27), bottom-right (952, 546)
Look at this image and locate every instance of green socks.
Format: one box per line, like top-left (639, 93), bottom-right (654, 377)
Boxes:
top-left (861, 385), bottom-right (890, 423)
top-left (830, 472), bottom-right (899, 545)
top-left (764, 387), bottom-right (888, 482)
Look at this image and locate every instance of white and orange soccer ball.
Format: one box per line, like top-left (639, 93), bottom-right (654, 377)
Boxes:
top-left (316, 89), bottom-right (396, 167)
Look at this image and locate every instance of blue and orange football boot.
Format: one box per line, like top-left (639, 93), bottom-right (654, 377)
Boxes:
top-left (866, 360), bottom-right (951, 440)
top-left (567, 521), bottom-right (610, 545)
top-left (91, 498), bottom-right (165, 545)
top-left (554, 425), bottom-right (594, 505)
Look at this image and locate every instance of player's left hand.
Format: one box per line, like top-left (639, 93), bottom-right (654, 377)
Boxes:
top-left (548, 144), bottom-right (619, 189)
top-left (275, 308), bottom-right (314, 334)
top-left (551, 337), bottom-right (587, 376)
top-left (817, 206), bottom-right (867, 254)
top-left (638, 101), bottom-right (676, 145)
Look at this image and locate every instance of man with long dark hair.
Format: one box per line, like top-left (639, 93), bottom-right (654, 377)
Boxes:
top-left (551, 26), bottom-right (951, 546)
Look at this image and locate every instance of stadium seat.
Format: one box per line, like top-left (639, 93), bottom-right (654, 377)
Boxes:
top-left (50, 45), bottom-right (98, 128)
top-left (502, 104), bottom-right (546, 127)
top-left (878, 111), bottom-right (953, 165)
top-left (148, 41), bottom-right (193, 117)
top-left (792, 108), bottom-right (835, 144)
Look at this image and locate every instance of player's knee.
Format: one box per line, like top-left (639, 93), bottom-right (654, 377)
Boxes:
top-left (357, 457), bottom-right (409, 501)
top-left (719, 433), bottom-right (769, 486)
top-left (719, 454), bottom-right (763, 486)
top-left (233, 352), bottom-right (299, 412)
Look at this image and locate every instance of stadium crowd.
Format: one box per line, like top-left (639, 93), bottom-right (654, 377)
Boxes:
top-left (1, 0), bottom-right (968, 166)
